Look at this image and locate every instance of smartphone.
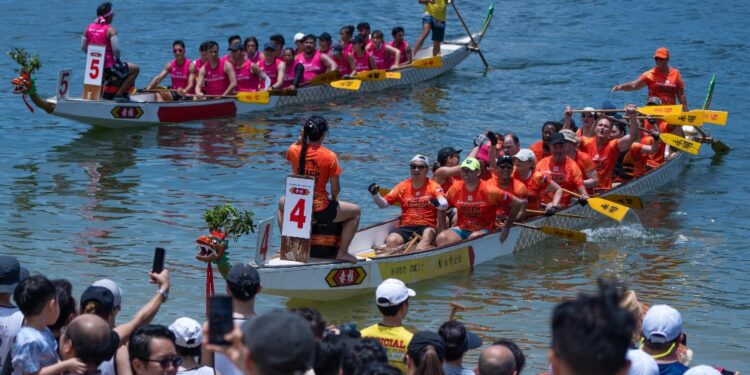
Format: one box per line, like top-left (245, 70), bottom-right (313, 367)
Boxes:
top-left (208, 295), bottom-right (234, 345)
top-left (152, 247), bottom-right (165, 273)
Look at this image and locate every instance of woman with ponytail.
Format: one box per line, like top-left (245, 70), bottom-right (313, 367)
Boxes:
top-left (279, 115), bottom-right (361, 263)
top-left (406, 331), bottom-right (446, 375)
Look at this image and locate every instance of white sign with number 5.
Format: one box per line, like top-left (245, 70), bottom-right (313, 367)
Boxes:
top-left (84, 44), bottom-right (106, 86)
top-left (56, 69), bottom-right (72, 99)
top-left (281, 176), bottom-right (315, 239)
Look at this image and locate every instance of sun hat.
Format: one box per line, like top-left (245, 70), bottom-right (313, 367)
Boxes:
top-left (411, 154), bottom-right (430, 167)
top-left (437, 147), bottom-right (461, 165)
top-left (559, 129), bottom-right (579, 144)
top-left (294, 33), bottom-right (305, 42)
top-left (92, 279), bottom-right (122, 307)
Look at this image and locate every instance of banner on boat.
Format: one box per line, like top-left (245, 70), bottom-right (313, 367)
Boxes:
top-left (281, 176), bottom-right (315, 239)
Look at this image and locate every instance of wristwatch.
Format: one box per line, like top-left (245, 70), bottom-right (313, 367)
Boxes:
top-left (157, 288), bottom-right (169, 301)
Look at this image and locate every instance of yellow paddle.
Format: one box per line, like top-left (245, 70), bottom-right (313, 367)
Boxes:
top-left (386, 72), bottom-right (402, 79)
top-left (574, 105), bottom-right (682, 117)
top-left (402, 56), bottom-right (443, 69)
top-left (562, 189), bottom-right (629, 222)
top-left (602, 194), bottom-right (644, 210)
top-left (379, 187), bottom-right (399, 206)
top-left (329, 79), bottom-right (362, 91)
top-left (513, 222), bottom-right (587, 242)
top-left (656, 111), bottom-right (706, 127)
top-left (304, 70), bottom-right (342, 86)
top-left (692, 109), bottom-right (728, 125)
top-left (638, 127), bottom-right (701, 155)
top-left (356, 70), bottom-right (388, 81)
top-left (235, 91), bottom-right (270, 104)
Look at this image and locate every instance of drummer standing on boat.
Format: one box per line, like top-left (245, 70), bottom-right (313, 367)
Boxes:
top-left (611, 47), bottom-right (688, 111)
top-left (82, 2), bottom-right (140, 100)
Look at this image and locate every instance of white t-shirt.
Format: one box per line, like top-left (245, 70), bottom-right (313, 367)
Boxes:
top-left (178, 366), bottom-right (215, 375)
top-left (0, 306), bottom-right (24, 366)
top-left (214, 318), bottom-right (247, 375)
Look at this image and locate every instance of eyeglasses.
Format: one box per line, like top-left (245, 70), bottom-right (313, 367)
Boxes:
top-left (147, 357), bottom-right (182, 369)
top-left (654, 57), bottom-right (666, 61)
top-left (410, 164), bottom-right (427, 170)
top-left (497, 164), bottom-right (514, 170)
top-left (582, 114), bottom-right (595, 119)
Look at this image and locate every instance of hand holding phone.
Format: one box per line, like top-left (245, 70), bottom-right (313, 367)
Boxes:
top-left (152, 247), bottom-right (165, 273)
top-left (208, 295), bottom-right (234, 345)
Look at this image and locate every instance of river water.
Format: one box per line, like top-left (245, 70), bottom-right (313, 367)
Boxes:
top-left (1, 0), bottom-right (748, 372)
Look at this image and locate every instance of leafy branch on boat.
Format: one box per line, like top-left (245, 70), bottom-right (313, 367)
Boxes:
top-left (203, 204), bottom-right (256, 241)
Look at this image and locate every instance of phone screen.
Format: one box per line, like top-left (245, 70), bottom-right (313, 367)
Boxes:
top-left (152, 247), bottom-right (165, 273)
top-left (208, 295), bottom-right (234, 345)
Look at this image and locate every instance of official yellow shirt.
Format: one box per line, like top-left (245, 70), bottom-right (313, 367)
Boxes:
top-left (424, 0), bottom-right (448, 22)
top-left (360, 324), bottom-right (414, 374)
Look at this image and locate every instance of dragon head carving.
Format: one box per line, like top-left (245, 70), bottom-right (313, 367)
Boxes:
top-left (8, 48), bottom-right (41, 96)
top-left (196, 231), bottom-right (229, 263)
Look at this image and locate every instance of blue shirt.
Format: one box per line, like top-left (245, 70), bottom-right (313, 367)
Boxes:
top-left (11, 327), bottom-right (59, 375)
top-left (658, 361), bottom-right (690, 375)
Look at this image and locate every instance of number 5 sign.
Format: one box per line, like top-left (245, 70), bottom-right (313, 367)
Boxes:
top-left (281, 176), bottom-right (315, 239)
top-left (83, 44), bottom-right (105, 100)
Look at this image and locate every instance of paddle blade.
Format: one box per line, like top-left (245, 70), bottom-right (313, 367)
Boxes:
top-left (694, 110), bottom-right (728, 125)
top-left (539, 226), bottom-right (587, 242)
top-left (385, 72), bottom-right (402, 79)
top-left (356, 70), bottom-right (387, 81)
top-left (660, 133), bottom-right (701, 155)
top-left (330, 80), bottom-right (362, 90)
top-left (235, 91), bottom-right (270, 104)
top-left (306, 71), bottom-right (341, 86)
top-left (603, 194), bottom-right (644, 210)
top-left (711, 139), bottom-right (730, 154)
top-left (269, 89), bottom-right (297, 96)
top-left (637, 105), bottom-right (682, 116)
top-left (588, 197), bottom-right (629, 222)
top-left (659, 111), bottom-right (705, 127)
top-left (411, 56), bottom-right (443, 68)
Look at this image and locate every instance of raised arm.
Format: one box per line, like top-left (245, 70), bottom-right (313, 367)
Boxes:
top-left (616, 104), bottom-right (639, 152)
top-left (367, 183), bottom-right (390, 208)
top-left (112, 269), bottom-right (169, 344)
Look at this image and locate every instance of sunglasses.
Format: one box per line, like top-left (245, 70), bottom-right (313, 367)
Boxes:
top-left (654, 57), bottom-right (666, 61)
top-left (147, 357), bottom-right (182, 369)
top-left (410, 164), bottom-right (427, 170)
top-left (582, 114), bottom-right (595, 119)
top-left (173, 49), bottom-right (184, 53)
top-left (497, 164), bottom-right (514, 170)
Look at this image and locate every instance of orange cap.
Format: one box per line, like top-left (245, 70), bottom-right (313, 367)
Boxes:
top-left (654, 47), bottom-right (669, 59)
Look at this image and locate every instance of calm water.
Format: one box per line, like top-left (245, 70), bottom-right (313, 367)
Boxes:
top-left (1, 0), bottom-right (749, 372)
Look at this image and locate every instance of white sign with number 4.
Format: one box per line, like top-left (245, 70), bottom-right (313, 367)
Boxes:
top-left (281, 176), bottom-right (315, 239)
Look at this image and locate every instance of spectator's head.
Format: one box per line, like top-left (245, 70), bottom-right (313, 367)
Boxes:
top-left (59, 314), bottom-right (118, 371)
top-left (620, 290), bottom-right (645, 344)
top-left (356, 361), bottom-right (402, 375)
top-left (92, 279), bottom-right (123, 309)
top-left (683, 366), bottom-right (722, 375)
top-left (375, 278), bottom-right (415, 319)
top-left (438, 320), bottom-right (481, 362)
top-left (407, 331), bottom-right (445, 375)
top-left (243, 309), bottom-right (316, 375)
top-left (492, 339), bottom-right (525, 374)
top-left (477, 344), bottom-right (517, 375)
top-left (80, 285), bottom-right (116, 325)
top-left (626, 349), bottom-right (658, 375)
top-left (13, 274), bottom-right (58, 324)
top-left (168, 317), bottom-right (203, 360)
top-left (292, 307), bottom-right (327, 340)
top-left (548, 279), bottom-right (635, 375)
top-left (129, 324), bottom-right (179, 375)
top-left (641, 304), bottom-right (683, 357)
top-left (341, 337), bottom-right (388, 375)
top-left (314, 334), bottom-right (354, 375)
top-left (225, 263), bottom-right (261, 302)
top-left (0, 256), bottom-right (27, 296)
top-left (49, 279), bottom-right (77, 339)
top-left (503, 133), bottom-right (520, 156)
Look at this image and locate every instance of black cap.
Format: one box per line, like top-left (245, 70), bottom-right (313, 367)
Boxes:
top-left (497, 154), bottom-right (514, 165)
top-left (243, 310), bottom-right (315, 373)
top-left (407, 331), bottom-right (446, 362)
top-left (80, 286), bottom-right (115, 316)
top-left (263, 42), bottom-right (276, 51)
top-left (226, 263), bottom-right (260, 297)
top-left (437, 147), bottom-right (462, 165)
top-left (228, 42), bottom-right (242, 51)
top-left (0, 256), bottom-right (26, 293)
top-left (601, 100), bottom-right (622, 119)
top-left (549, 132), bottom-right (566, 145)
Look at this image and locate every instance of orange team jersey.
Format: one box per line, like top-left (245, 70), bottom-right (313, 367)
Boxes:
top-left (524, 172), bottom-right (552, 210)
top-left (620, 139), bottom-right (652, 180)
top-left (643, 119), bottom-right (671, 168)
top-left (534, 156), bottom-right (584, 207)
top-left (639, 67), bottom-right (685, 106)
top-left (572, 150), bottom-right (596, 194)
top-left (489, 175), bottom-right (528, 218)
top-left (285, 143), bottom-right (342, 212)
top-left (581, 137), bottom-right (621, 191)
top-left (383, 178), bottom-right (445, 228)
top-left (529, 140), bottom-right (549, 162)
top-left (445, 180), bottom-right (512, 232)
top-left (439, 175), bottom-right (461, 193)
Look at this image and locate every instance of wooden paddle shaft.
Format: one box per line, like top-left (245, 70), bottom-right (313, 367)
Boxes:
top-left (449, 301), bottom-right (466, 320)
top-left (450, 1), bottom-right (490, 68)
top-left (571, 109), bottom-right (624, 113)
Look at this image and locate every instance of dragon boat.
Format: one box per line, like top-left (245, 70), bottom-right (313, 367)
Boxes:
top-left (10, 4), bottom-right (494, 129)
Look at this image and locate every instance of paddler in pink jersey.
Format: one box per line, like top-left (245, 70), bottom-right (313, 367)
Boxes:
top-left (348, 36), bottom-right (376, 74)
top-left (145, 40), bottom-right (195, 102)
top-left (195, 41), bottom-right (237, 99)
top-left (319, 33), bottom-right (333, 56)
top-left (228, 42), bottom-right (271, 92)
top-left (330, 43), bottom-right (353, 78)
top-left (270, 34), bottom-right (285, 58)
top-left (357, 22), bottom-right (372, 48)
top-left (81, 2), bottom-right (140, 100)
top-left (281, 47), bottom-right (304, 90)
top-left (339, 25), bottom-right (355, 57)
top-left (388, 26), bottom-right (413, 65)
top-left (295, 34), bottom-right (337, 85)
top-left (259, 42), bottom-right (286, 90)
top-left (219, 35), bottom-right (241, 69)
top-left (243, 36), bottom-right (262, 64)
top-left (366, 30), bottom-right (401, 70)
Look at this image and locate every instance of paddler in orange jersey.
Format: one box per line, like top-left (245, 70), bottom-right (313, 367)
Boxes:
top-left (367, 155), bottom-right (448, 252)
top-left (580, 104), bottom-right (640, 193)
top-left (512, 149), bottom-right (564, 215)
top-left (144, 40), bottom-right (195, 102)
top-left (489, 155), bottom-right (529, 221)
top-left (559, 129), bottom-right (598, 193)
top-left (610, 118), bottom-right (661, 182)
top-left (535, 133), bottom-right (590, 213)
top-left (436, 158), bottom-right (525, 246)
top-left (612, 47), bottom-right (688, 111)
top-left (641, 96), bottom-right (683, 170)
top-left (278, 116), bottom-right (361, 263)
top-left (529, 122), bottom-right (562, 162)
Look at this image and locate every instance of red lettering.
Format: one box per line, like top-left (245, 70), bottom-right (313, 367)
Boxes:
top-left (289, 199), bottom-right (306, 229)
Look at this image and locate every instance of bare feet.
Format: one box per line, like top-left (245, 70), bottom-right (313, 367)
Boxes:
top-left (336, 252), bottom-right (358, 263)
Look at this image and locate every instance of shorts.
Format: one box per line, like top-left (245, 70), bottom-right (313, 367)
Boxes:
top-left (169, 89), bottom-right (185, 101)
top-left (450, 227), bottom-right (488, 240)
top-left (313, 200), bottom-right (339, 224)
top-left (104, 60), bottom-right (130, 81)
top-left (392, 225), bottom-right (433, 242)
top-left (422, 14), bottom-right (446, 42)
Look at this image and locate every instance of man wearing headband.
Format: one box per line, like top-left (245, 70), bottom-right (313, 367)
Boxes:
top-left (368, 154), bottom-right (448, 252)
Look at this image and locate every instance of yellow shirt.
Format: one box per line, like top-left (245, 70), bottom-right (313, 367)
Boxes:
top-left (360, 324), bottom-right (414, 374)
top-left (424, 0), bottom-right (448, 21)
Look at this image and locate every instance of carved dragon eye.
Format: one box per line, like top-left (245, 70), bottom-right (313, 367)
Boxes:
top-left (211, 238), bottom-right (219, 245)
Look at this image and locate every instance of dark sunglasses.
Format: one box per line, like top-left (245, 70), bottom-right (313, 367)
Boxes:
top-left (497, 164), bottom-right (514, 170)
top-left (173, 49), bottom-right (184, 53)
top-left (654, 57), bottom-right (666, 61)
top-left (410, 164), bottom-right (427, 170)
top-left (582, 113), bottom-right (595, 119)
top-left (147, 357), bottom-right (182, 369)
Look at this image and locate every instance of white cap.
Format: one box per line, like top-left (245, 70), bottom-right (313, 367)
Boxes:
top-left (684, 366), bottom-right (721, 375)
top-left (642, 304), bottom-right (682, 344)
top-left (582, 106), bottom-right (595, 114)
top-left (92, 279), bottom-right (122, 307)
top-left (294, 33), bottom-right (305, 42)
top-left (375, 278), bottom-right (415, 307)
top-left (626, 349), bottom-right (658, 375)
top-left (410, 154), bottom-right (430, 166)
top-left (169, 317), bottom-right (203, 348)
top-left (514, 148), bottom-right (536, 163)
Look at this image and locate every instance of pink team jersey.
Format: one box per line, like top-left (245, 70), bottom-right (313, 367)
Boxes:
top-left (352, 51), bottom-right (372, 72)
top-left (234, 60), bottom-right (261, 92)
top-left (203, 61), bottom-right (229, 95)
top-left (367, 43), bottom-right (389, 69)
top-left (282, 60), bottom-right (298, 88)
top-left (388, 40), bottom-right (410, 65)
top-left (85, 23), bottom-right (115, 68)
top-left (295, 51), bottom-right (325, 83)
top-left (259, 58), bottom-right (281, 89)
top-left (170, 58), bottom-right (191, 90)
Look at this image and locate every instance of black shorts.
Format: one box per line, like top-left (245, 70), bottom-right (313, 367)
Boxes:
top-left (392, 225), bottom-right (433, 242)
top-left (313, 200), bottom-right (339, 224)
top-left (104, 60), bottom-right (130, 81)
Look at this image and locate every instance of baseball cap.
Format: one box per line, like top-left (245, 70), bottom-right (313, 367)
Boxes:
top-left (437, 147), bottom-right (461, 165)
top-left (460, 157), bottom-right (481, 172)
top-left (476, 144), bottom-right (490, 163)
top-left (626, 349), bottom-right (659, 375)
top-left (169, 317), bottom-right (203, 349)
top-left (559, 129), bottom-right (578, 144)
top-left (263, 42), bottom-right (276, 51)
top-left (684, 366), bottom-right (722, 375)
top-left (375, 278), bottom-right (415, 307)
top-left (294, 33), bottom-right (305, 42)
top-left (244, 309), bottom-right (315, 374)
top-left (642, 304), bottom-right (682, 344)
top-left (497, 154), bottom-right (514, 166)
top-left (228, 42), bottom-right (242, 51)
top-left (92, 279), bottom-right (122, 307)
top-left (226, 263), bottom-right (261, 298)
top-left (80, 286), bottom-right (115, 317)
top-left (647, 96), bottom-right (662, 106)
top-left (407, 331), bottom-right (446, 362)
top-left (600, 100), bottom-right (622, 119)
top-left (411, 154), bottom-right (430, 167)
top-left (654, 47), bottom-right (669, 59)
top-left (582, 106), bottom-right (595, 116)
top-left (514, 149), bottom-right (536, 163)
top-left (0, 256), bottom-right (27, 294)
top-left (549, 132), bottom-right (566, 145)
